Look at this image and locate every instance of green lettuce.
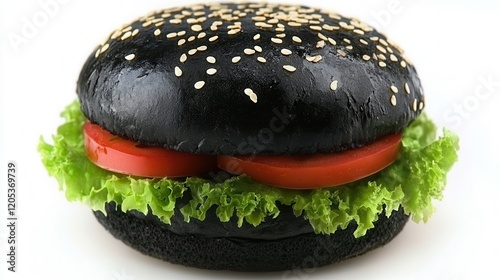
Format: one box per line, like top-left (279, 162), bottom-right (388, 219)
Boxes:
top-left (39, 101), bottom-right (459, 237)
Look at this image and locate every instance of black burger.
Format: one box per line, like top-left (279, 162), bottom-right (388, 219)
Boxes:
top-left (40, 2), bottom-right (459, 272)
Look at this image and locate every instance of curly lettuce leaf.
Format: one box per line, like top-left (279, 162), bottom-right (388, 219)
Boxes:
top-left (39, 101), bottom-right (459, 237)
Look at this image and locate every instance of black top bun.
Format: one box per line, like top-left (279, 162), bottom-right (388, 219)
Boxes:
top-left (77, 2), bottom-right (424, 155)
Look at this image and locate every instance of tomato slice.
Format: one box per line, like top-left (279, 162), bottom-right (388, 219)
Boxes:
top-left (83, 121), bottom-right (218, 178)
top-left (218, 134), bottom-right (402, 189)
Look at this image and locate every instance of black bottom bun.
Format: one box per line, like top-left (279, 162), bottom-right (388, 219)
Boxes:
top-left (94, 203), bottom-right (409, 272)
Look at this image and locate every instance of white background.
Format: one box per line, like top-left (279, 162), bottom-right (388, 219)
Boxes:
top-left (1, 0), bottom-right (499, 279)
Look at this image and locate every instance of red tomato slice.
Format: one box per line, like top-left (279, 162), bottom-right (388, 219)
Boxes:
top-left (83, 121), bottom-right (218, 178)
top-left (218, 134), bottom-right (402, 189)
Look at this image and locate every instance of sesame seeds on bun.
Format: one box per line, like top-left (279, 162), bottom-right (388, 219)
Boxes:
top-left (78, 2), bottom-right (424, 155)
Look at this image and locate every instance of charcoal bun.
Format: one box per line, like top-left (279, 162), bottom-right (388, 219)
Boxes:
top-left (94, 202), bottom-right (409, 271)
top-left (77, 2), bottom-right (424, 155)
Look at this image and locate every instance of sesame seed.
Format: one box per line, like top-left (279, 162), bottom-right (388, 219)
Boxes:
top-left (390, 54), bottom-right (398, 62)
top-left (95, 48), bottom-right (101, 58)
top-left (167, 32), bottom-right (177, 38)
top-left (122, 26), bottom-right (132, 32)
top-left (177, 30), bottom-right (186, 36)
top-left (252, 16), bottom-right (266, 22)
top-left (276, 33), bottom-right (286, 38)
top-left (232, 56), bottom-right (241, 63)
top-left (337, 49), bottom-right (346, 57)
top-left (390, 85), bottom-right (398, 93)
top-left (170, 19), bottom-right (182, 24)
top-left (180, 53), bottom-right (187, 63)
top-left (255, 22), bottom-right (273, 29)
top-left (132, 29), bottom-right (139, 36)
top-left (178, 39), bottom-right (186, 46)
top-left (142, 21), bottom-right (152, 27)
top-left (379, 38), bottom-right (389, 47)
top-left (188, 49), bottom-right (197, 55)
top-left (376, 45), bottom-right (387, 54)
top-left (206, 56), bottom-right (216, 64)
top-left (310, 25), bottom-right (322, 31)
top-left (313, 55), bottom-right (323, 63)
top-left (330, 80), bottom-right (338, 91)
top-left (362, 54), bottom-right (371, 61)
top-left (378, 54), bottom-right (387, 60)
top-left (268, 18), bottom-right (279, 24)
top-left (209, 35), bottom-right (219, 42)
top-left (294, 18), bottom-right (309, 24)
top-left (271, 38), bottom-right (283, 44)
top-left (175, 66), bottom-right (182, 77)
top-left (155, 21), bottom-right (164, 27)
top-left (194, 81), bottom-right (205, 89)
top-left (401, 60), bottom-right (407, 68)
top-left (412, 99), bottom-right (418, 111)
top-left (110, 30), bottom-right (122, 40)
top-left (154, 29), bottom-right (161, 36)
top-left (346, 45), bottom-right (353, 50)
top-left (198, 32), bottom-right (206, 39)
top-left (244, 48), bottom-right (256, 55)
top-left (379, 61), bottom-right (387, 67)
top-left (326, 13), bottom-right (339, 20)
top-left (318, 33), bottom-right (327, 41)
top-left (257, 56), bottom-right (266, 63)
top-left (254, 45), bottom-right (262, 52)
top-left (370, 36), bottom-right (379, 41)
top-left (228, 29), bottom-right (241, 35)
top-left (125, 54), bottom-right (135, 60)
top-left (244, 88), bottom-right (258, 103)
top-left (328, 38), bottom-right (337, 45)
top-left (306, 55), bottom-right (315, 62)
top-left (353, 29), bottom-right (364, 35)
top-left (390, 95), bottom-right (397, 106)
top-left (191, 24), bottom-right (203, 32)
top-left (121, 31), bottom-right (132, 40)
top-left (253, 34), bottom-right (261, 40)
top-left (210, 25), bottom-right (218, 31)
top-left (343, 38), bottom-right (351, 44)
top-left (283, 65), bottom-right (296, 72)
top-left (100, 43), bottom-right (109, 53)
top-left (405, 83), bottom-right (411, 94)
top-left (360, 39), bottom-right (368, 45)
top-left (322, 24), bottom-right (335, 31)
top-left (292, 36), bottom-right (302, 43)
top-left (419, 101), bottom-right (424, 110)
top-left (316, 40), bottom-right (325, 48)
top-left (206, 68), bottom-right (217, 75)
top-left (188, 36), bottom-right (195, 42)
top-left (281, 48), bottom-right (292, 56)
top-left (339, 21), bottom-right (353, 30)
top-left (288, 22), bottom-right (301, 27)
top-left (197, 45), bottom-right (207, 51)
